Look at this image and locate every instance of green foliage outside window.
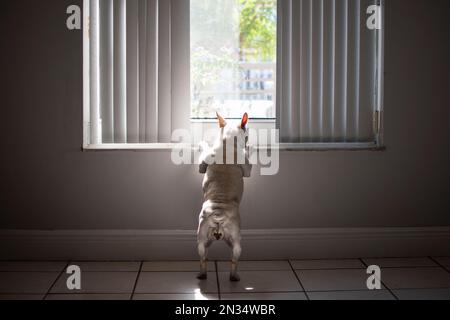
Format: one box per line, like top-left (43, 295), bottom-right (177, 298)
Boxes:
top-left (191, 0), bottom-right (277, 118)
top-left (239, 0), bottom-right (277, 61)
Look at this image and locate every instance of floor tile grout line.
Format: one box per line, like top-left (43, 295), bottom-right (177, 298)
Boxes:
top-left (358, 258), bottom-right (399, 301)
top-left (289, 266), bottom-right (444, 271)
top-left (130, 261), bottom-right (144, 300)
top-left (0, 260), bottom-right (72, 263)
top-left (63, 260), bottom-right (143, 263)
top-left (307, 285), bottom-right (450, 292)
top-left (1, 258), bottom-right (443, 263)
top-left (214, 261), bottom-right (221, 300)
top-left (43, 260), bottom-right (71, 300)
top-left (1, 266), bottom-right (444, 273)
top-left (45, 292), bottom-right (219, 296)
top-left (428, 256), bottom-right (450, 274)
top-left (127, 288), bottom-right (426, 294)
top-left (304, 288), bottom-right (402, 294)
top-left (0, 271), bottom-right (78, 273)
top-left (358, 256), bottom-right (438, 261)
top-left (40, 287), bottom-right (450, 296)
top-left (287, 260), bottom-right (309, 300)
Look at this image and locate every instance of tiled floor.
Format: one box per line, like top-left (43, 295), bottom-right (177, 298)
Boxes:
top-left (1, 257), bottom-right (450, 300)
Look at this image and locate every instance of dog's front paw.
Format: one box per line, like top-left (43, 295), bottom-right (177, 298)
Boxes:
top-left (229, 273), bottom-right (240, 282)
top-left (197, 272), bottom-right (208, 280)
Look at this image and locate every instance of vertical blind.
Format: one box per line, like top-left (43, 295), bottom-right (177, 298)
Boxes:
top-left (277, 0), bottom-right (382, 143)
top-left (85, 0), bottom-right (383, 147)
top-left (87, 0), bottom-right (190, 145)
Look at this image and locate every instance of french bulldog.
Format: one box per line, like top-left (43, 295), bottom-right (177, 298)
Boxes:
top-left (197, 112), bottom-right (252, 281)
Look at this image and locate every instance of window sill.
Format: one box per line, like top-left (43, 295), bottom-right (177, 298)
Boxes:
top-left (82, 142), bottom-right (385, 152)
top-left (190, 118), bottom-right (276, 123)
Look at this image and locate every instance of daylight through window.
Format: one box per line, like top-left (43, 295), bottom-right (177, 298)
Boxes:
top-left (190, 0), bottom-right (277, 119)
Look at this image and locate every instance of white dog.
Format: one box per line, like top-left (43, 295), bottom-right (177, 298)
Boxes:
top-left (197, 112), bottom-right (252, 281)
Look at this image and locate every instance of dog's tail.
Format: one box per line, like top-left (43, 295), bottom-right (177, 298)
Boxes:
top-left (212, 222), bottom-right (224, 240)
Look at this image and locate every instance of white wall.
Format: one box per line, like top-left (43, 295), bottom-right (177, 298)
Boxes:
top-left (0, 0), bottom-right (449, 234)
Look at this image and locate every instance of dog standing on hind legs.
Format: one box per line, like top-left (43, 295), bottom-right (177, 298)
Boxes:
top-left (197, 112), bottom-right (252, 282)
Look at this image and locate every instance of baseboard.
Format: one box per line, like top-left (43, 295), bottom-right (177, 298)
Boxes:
top-left (1, 227), bottom-right (449, 260)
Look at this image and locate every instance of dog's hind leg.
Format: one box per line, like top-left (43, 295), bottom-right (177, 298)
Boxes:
top-left (225, 233), bottom-right (241, 282)
top-left (230, 240), bottom-right (242, 281)
top-left (197, 217), bottom-right (210, 280)
top-left (197, 242), bottom-right (208, 279)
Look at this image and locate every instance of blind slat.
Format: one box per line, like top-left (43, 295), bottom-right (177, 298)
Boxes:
top-left (157, 0), bottom-right (171, 143)
top-left (299, 0), bottom-right (312, 142)
top-left (113, 0), bottom-right (127, 143)
top-left (289, 0), bottom-right (301, 142)
top-left (126, 0), bottom-right (139, 143)
top-left (346, 0), bottom-right (360, 142)
top-left (90, 0), bottom-right (100, 144)
top-left (278, 0), bottom-right (301, 142)
top-left (359, 0), bottom-right (377, 141)
top-left (138, 0), bottom-right (147, 143)
top-left (171, 0), bottom-right (191, 137)
top-left (322, 0), bottom-right (335, 142)
top-left (332, 0), bottom-right (348, 141)
top-left (311, 0), bottom-right (324, 141)
top-left (144, 0), bottom-right (158, 143)
top-left (99, 0), bottom-right (114, 143)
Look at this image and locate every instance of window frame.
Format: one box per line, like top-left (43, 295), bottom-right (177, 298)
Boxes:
top-left (82, 0), bottom-right (385, 151)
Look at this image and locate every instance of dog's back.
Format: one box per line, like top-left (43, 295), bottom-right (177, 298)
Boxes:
top-left (200, 164), bottom-right (243, 242)
top-left (203, 164), bottom-right (244, 206)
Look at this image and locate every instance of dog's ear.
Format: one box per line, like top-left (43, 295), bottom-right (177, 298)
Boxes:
top-left (217, 112), bottom-right (226, 128)
top-left (241, 112), bottom-right (248, 130)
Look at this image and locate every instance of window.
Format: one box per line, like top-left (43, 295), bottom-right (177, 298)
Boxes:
top-left (83, 0), bottom-right (384, 150)
top-left (190, 0), bottom-right (277, 120)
